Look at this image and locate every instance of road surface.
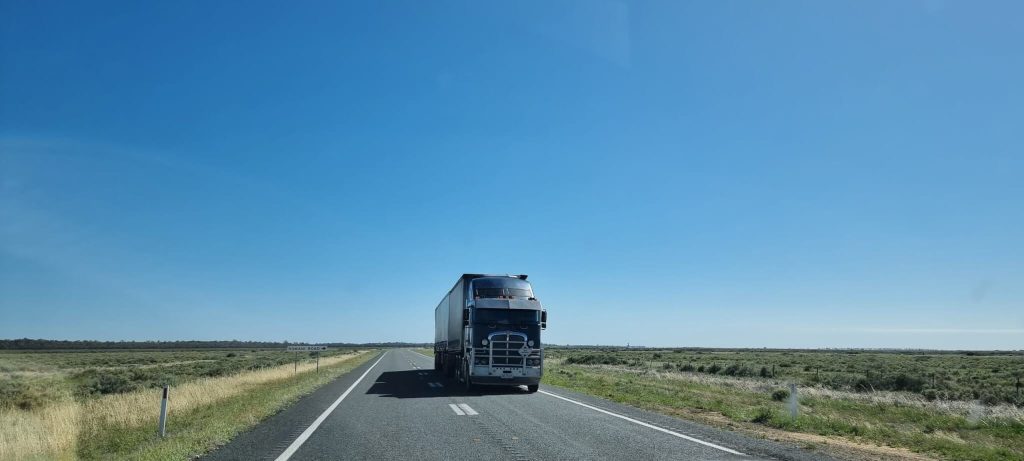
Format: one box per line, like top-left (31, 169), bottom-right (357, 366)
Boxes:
top-left (204, 350), bottom-right (836, 461)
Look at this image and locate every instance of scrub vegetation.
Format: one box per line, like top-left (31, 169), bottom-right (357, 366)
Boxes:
top-left (543, 348), bottom-right (1024, 461)
top-left (0, 347), bottom-right (374, 460)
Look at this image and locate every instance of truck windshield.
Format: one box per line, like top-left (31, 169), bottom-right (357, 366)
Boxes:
top-left (474, 287), bottom-right (534, 299)
top-left (475, 309), bottom-right (540, 324)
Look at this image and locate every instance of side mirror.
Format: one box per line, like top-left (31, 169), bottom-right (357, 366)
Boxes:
top-left (463, 309), bottom-right (470, 327)
top-left (541, 310), bottom-right (547, 330)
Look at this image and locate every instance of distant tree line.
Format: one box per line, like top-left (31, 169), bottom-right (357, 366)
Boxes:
top-left (0, 338), bottom-right (429, 350)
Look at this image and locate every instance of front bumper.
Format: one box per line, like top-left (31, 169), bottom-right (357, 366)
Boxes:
top-left (470, 364), bottom-right (541, 385)
top-left (470, 375), bottom-right (541, 386)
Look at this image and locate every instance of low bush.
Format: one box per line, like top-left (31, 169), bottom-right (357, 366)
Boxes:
top-left (0, 379), bottom-right (52, 410)
top-left (74, 370), bottom-right (138, 396)
top-left (771, 389), bottom-right (790, 401)
top-left (750, 407), bottom-right (775, 424)
top-left (564, 354), bottom-right (628, 366)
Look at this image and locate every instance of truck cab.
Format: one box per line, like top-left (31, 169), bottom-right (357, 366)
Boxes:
top-left (434, 274), bottom-right (547, 392)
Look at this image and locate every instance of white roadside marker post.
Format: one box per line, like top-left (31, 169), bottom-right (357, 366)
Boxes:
top-left (158, 385), bottom-right (169, 437)
top-left (788, 383), bottom-right (798, 419)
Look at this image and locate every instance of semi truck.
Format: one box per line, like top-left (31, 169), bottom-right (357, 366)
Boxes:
top-left (434, 274), bottom-right (547, 392)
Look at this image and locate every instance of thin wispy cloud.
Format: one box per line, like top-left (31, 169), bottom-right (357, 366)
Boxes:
top-left (840, 327), bottom-right (1024, 335)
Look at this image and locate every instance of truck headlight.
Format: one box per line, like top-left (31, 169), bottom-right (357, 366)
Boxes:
top-left (481, 339), bottom-right (489, 346)
top-left (475, 357), bottom-right (489, 365)
top-left (527, 340), bottom-right (534, 347)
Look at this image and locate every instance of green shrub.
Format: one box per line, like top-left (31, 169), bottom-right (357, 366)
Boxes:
top-left (750, 407), bottom-right (775, 424)
top-left (564, 354), bottom-right (627, 366)
top-left (76, 370), bottom-right (137, 395)
top-left (706, 363), bottom-right (722, 374)
top-left (979, 393), bottom-right (1000, 406)
top-left (771, 389), bottom-right (790, 401)
top-left (0, 379), bottom-right (51, 410)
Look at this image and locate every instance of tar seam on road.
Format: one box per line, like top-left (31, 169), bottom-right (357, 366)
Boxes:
top-left (273, 351), bottom-right (388, 461)
top-left (538, 390), bottom-right (747, 457)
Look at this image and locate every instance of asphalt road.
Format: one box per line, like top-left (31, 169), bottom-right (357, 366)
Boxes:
top-left (204, 350), bottom-right (838, 461)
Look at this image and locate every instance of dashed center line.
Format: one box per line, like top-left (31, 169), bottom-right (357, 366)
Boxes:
top-left (427, 382), bottom-right (443, 388)
top-left (449, 403), bottom-right (478, 416)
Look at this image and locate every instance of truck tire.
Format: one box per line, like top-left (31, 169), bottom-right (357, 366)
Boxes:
top-left (446, 355), bottom-right (456, 378)
top-left (463, 361), bottom-right (473, 391)
top-left (527, 384), bottom-right (539, 393)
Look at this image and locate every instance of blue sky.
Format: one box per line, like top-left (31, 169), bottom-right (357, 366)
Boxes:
top-left (1, 1), bottom-right (1022, 349)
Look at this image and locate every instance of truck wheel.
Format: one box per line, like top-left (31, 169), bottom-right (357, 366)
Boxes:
top-left (463, 361), bottom-right (473, 391)
top-left (527, 384), bottom-right (539, 393)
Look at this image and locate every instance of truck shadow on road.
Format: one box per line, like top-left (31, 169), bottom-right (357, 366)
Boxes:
top-left (365, 370), bottom-right (532, 399)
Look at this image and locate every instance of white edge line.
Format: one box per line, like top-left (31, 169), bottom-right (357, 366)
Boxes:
top-left (538, 390), bottom-right (746, 456)
top-left (274, 351), bottom-right (388, 461)
top-left (449, 403), bottom-right (466, 415)
top-left (409, 349), bottom-right (434, 360)
top-left (457, 403), bottom-right (478, 415)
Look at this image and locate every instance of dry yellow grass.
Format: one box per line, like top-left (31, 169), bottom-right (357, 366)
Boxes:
top-left (0, 401), bottom-right (80, 460)
top-left (0, 351), bottom-right (365, 460)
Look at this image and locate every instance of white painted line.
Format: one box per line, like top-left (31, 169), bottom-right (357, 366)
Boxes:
top-left (449, 403), bottom-right (466, 415)
top-left (409, 350), bottom-right (434, 360)
top-left (538, 390), bottom-right (746, 456)
top-left (457, 403), bottom-right (478, 416)
top-left (274, 352), bottom-right (388, 461)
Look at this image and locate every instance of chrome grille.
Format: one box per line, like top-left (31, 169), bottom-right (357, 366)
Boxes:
top-left (488, 331), bottom-right (528, 367)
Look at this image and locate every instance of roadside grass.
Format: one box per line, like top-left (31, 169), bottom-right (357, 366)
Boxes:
top-left (551, 348), bottom-right (1024, 406)
top-left (542, 360), bottom-right (1024, 461)
top-left (414, 348), bottom-right (434, 357)
top-left (0, 350), bottom-right (374, 460)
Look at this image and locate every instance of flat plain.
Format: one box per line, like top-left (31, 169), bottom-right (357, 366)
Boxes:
top-left (542, 347), bottom-right (1024, 461)
top-left (0, 347), bottom-right (373, 460)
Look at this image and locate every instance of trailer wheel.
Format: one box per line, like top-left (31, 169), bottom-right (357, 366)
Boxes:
top-left (527, 384), bottom-right (539, 393)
